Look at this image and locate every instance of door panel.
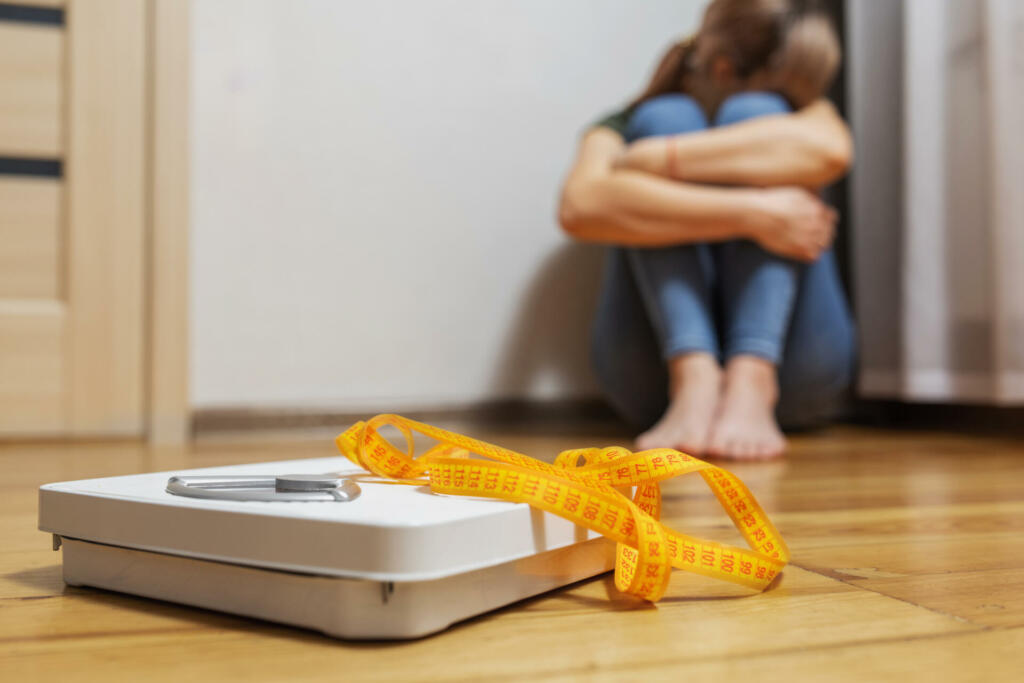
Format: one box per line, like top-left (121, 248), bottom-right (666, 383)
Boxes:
top-left (0, 22), bottom-right (61, 156)
top-left (0, 301), bottom-right (64, 433)
top-left (0, 178), bottom-right (60, 299)
top-left (0, 1), bottom-right (146, 437)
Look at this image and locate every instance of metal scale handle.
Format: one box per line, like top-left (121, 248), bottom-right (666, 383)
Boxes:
top-left (166, 474), bottom-right (361, 502)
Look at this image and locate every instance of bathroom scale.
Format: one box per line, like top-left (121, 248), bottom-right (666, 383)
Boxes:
top-left (38, 457), bottom-right (614, 639)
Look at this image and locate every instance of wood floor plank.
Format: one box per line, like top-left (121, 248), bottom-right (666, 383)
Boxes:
top-left (848, 568), bottom-right (1024, 628)
top-left (0, 552), bottom-right (63, 599)
top-left (773, 502), bottom-right (1024, 549)
top-left (0, 567), bottom-right (976, 681)
top-left (1, 425), bottom-right (1021, 680)
top-left (798, 534), bottom-right (1024, 578)
top-left (539, 628), bottom-right (1024, 683)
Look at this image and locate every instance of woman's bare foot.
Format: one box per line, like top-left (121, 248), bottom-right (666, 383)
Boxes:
top-left (706, 355), bottom-right (786, 460)
top-left (635, 352), bottom-right (721, 455)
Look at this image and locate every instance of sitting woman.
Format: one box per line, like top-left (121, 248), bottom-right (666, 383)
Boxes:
top-left (558, 0), bottom-right (855, 460)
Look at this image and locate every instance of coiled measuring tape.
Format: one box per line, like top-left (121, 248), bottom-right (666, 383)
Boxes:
top-left (336, 414), bottom-right (788, 602)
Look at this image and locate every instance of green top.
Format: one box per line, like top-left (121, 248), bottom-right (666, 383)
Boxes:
top-left (592, 106), bottom-right (634, 139)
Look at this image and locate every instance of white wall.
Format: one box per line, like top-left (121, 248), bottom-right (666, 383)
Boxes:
top-left (191, 0), bottom-right (704, 410)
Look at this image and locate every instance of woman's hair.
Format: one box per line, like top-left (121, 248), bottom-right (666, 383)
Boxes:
top-left (633, 0), bottom-right (840, 109)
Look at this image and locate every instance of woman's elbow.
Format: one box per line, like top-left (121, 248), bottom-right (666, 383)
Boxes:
top-left (828, 131), bottom-right (854, 174)
top-left (823, 116), bottom-right (855, 173)
top-left (801, 101), bottom-right (854, 179)
top-left (557, 193), bottom-right (581, 237)
top-left (813, 130), bottom-right (854, 185)
top-left (557, 180), bottom-right (599, 239)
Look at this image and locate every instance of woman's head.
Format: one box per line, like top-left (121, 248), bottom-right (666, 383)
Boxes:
top-left (638, 0), bottom-right (840, 110)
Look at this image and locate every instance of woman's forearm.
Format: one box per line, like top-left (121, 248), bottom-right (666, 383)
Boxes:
top-left (559, 128), bottom-right (836, 260)
top-left (619, 99), bottom-right (853, 188)
top-left (559, 166), bottom-right (762, 247)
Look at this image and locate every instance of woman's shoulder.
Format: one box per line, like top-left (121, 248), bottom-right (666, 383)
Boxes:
top-left (587, 34), bottom-right (697, 138)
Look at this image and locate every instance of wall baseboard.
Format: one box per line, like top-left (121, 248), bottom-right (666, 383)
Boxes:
top-left (849, 399), bottom-right (1024, 435)
top-left (192, 398), bottom-right (629, 439)
top-left (192, 397), bottom-right (1024, 441)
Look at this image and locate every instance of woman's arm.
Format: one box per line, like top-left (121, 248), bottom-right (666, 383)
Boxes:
top-left (616, 99), bottom-right (853, 188)
top-left (558, 127), bottom-right (835, 260)
top-left (560, 128), bottom-right (766, 246)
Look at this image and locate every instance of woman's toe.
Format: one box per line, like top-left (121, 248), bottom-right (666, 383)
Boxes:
top-left (712, 435), bottom-right (732, 458)
top-left (674, 438), bottom-right (700, 456)
top-left (635, 431), bottom-right (660, 451)
top-left (762, 436), bottom-right (785, 459)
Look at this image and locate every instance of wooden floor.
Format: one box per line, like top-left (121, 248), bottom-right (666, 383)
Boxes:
top-left (2, 423), bottom-right (1024, 681)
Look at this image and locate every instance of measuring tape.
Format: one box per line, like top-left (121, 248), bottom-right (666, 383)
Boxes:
top-left (336, 414), bottom-right (788, 602)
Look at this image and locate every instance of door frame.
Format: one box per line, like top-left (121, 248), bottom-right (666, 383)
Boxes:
top-left (146, 0), bottom-right (190, 444)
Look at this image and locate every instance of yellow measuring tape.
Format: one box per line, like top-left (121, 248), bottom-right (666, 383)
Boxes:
top-left (335, 414), bottom-right (788, 602)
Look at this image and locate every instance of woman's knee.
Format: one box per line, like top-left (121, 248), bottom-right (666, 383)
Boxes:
top-left (715, 91), bottom-right (791, 127)
top-left (626, 94), bottom-right (708, 141)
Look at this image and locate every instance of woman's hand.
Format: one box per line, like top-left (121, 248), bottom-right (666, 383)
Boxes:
top-left (743, 187), bottom-right (836, 262)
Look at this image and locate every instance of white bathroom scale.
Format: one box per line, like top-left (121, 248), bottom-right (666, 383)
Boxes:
top-left (38, 457), bottom-right (614, 639)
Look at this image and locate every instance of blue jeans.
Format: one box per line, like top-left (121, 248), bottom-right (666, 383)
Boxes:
top-left (592, 92), bottom-right (856, 429)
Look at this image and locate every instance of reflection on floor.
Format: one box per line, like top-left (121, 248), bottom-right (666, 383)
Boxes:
top-left (2, 423), bottom-right (1023, 681)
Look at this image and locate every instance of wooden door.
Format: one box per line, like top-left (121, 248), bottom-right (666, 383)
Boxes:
top-left (0, 1), bottom-right (147, 437)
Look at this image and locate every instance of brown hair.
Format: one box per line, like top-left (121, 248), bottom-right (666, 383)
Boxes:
top-left (633, 0), bottom-right (840, 110)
